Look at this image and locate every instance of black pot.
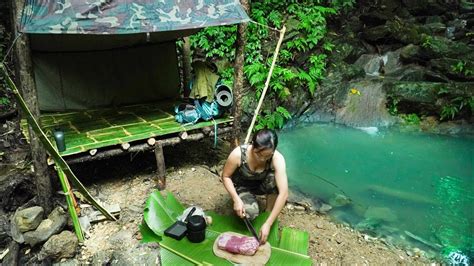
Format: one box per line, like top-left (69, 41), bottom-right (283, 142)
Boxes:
top-left (186, 215), bottom-right (206, 243)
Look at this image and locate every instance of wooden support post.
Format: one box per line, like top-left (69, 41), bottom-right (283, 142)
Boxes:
top-left (12, 0), bottom-right (53, 213)
top-left (182, 36), bottom-right (192, 97)
top-left (154, 142), bottom-right (166, 190)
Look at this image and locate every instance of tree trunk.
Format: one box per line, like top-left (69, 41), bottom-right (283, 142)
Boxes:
top-left (182, 37), bottom-right (192, 97)
top-left (11, 0), bottom-right (53, 213)
top-left (231, 0), bottom-right (250, 148)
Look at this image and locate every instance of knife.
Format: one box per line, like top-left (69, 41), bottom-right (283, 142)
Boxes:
top-left (243, 214), bottom-right (260, 243)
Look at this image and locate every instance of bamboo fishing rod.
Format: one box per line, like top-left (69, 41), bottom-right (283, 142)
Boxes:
top-left (244, 25), bottom-right (286, 144)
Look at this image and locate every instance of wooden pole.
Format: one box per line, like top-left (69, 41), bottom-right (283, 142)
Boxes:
top-left (154, 142), bottom-right (166, 190)
top-left (244, 26), bottom-right (286, 144)
top-left (231, 0), bottom-right (250, 148)
top-left (182, 37), bottom-right (192, 97)
top-left (11, 0), bottom-right (53, 213)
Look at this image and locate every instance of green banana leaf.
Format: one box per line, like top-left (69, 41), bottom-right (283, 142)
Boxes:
top-left (141, 191), bottom-right (311, 265)
top-left (0, 64), bottom-right (116, 223)
top-left (279, 227), bottom-right (309, 256)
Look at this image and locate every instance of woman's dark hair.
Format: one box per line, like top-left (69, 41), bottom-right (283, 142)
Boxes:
top-left (251, 129), bottom-right (278, 151)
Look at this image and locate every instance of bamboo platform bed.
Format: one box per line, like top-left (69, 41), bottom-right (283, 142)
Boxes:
top-left (21, 102), bottom-right (233, 159)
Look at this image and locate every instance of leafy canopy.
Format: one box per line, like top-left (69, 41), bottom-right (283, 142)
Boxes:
top-left (190, 0), bottom-right (354, 129)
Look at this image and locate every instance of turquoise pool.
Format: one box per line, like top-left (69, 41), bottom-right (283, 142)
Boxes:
top-left (279, 123), bottom-right (473, 260)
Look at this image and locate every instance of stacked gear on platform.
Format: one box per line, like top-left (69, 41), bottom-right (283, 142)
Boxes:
top-left (175, 60), bottom-right (233, 124)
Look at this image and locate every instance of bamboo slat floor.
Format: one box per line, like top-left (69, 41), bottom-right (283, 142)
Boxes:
top-left (21, 102), bottom-right (233, 156)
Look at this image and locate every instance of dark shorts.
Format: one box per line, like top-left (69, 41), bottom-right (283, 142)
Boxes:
top-left (232, 172), bottom-right (278, 220)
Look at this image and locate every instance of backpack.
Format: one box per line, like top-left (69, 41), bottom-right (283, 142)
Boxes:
top-left (175, 99), bottom-right (220, 124)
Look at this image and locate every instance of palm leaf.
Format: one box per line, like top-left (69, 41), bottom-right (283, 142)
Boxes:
top-left (141, 191), bottom-right (312, 265)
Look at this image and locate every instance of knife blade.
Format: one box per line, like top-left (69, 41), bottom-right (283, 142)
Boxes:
top-left (243, 214), bottom-right (260, 243)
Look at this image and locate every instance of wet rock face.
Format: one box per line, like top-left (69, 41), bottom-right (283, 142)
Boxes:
top-left (305, 0), bottom-right (474, 129)
top-left (0, 172), bottom-right (35, 213)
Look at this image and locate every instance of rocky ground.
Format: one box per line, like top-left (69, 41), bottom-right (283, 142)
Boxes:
top-left (64, 138), bottom-right (435, 265)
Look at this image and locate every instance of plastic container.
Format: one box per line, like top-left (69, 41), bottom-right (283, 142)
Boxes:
top-left (215, 84), bottom-right (233, 108)
top-left (53, 129), bottom-right (66, 152)
top-left (186, 215), bottom-right (206, 243)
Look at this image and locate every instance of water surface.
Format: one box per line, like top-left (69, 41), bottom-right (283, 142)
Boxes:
top-left (279, 123), bottom-right (473, 258)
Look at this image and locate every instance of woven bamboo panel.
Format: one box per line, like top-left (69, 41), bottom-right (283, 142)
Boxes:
top-left (21, 103), bottom-right (232, 156)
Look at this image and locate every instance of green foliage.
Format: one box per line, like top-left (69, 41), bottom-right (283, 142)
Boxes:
top-left (190, 1), bottom-right (351, 129)
top-left (440, 104), bottom-right (459, 120)
top-left (0, 96), bottom-right (10, 106)
top-left (387, 97), bottom-right (399, 115)
top-left (451, 60), bottom-right (474, 77)
top-left (400, 113), bottom-right (421, 125)
top-left (255, 106), bottom-right (292, 130)
top-left (440, 96), bottom-right (473, 121)
top-left (421, 35), bottom-right (434, 48)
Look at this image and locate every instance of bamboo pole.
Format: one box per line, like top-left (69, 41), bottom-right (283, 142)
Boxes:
top-left (56, 167), bottom-right (84, 241)
top-left (244, 26), bottom-right (286, 144)
top-left (0, 64), bottom-right (117, 221)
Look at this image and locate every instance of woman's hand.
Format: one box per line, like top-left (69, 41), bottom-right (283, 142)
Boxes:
top-left (259, 222), bottom-right (271, 244)
top-left (233, 197), bottom-right (245, 218)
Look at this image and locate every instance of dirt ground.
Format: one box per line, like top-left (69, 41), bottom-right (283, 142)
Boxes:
top-left (72, 138), bottom-right (436, 265)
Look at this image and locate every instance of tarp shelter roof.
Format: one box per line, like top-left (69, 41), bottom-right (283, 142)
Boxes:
top-left (21, 0), bottom-right (250, 34)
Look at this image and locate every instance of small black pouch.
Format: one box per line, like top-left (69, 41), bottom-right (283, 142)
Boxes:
top-left (164, 207), bottom-right (196, 240)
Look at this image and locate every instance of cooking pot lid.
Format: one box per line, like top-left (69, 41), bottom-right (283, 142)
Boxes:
top-left (187, 215), bottom-right (206, 231)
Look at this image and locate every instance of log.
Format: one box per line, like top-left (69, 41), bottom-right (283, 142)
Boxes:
top-left (121, 143), bottom-right (130, 150)
top-left (155, 142), bottom-right (166, 190)
top-left (179, 131), bottom-right (188, 140)
top-left (147, 138), bottom-right (156, 146)
top-left (367, 185), bottom-right (436, 205)
top-left (65, 126), bottom-right (232, 164)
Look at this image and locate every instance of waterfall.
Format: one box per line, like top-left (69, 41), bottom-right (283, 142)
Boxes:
top-left (335, 80), bottom-right (396, 127)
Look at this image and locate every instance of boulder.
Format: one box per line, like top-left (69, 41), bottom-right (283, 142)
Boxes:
top-left (385, 65), bottom-right (449, 82)
top-left (364, 206), bottom-right (398, 222)
top-left (430, 58), bottom-right (474, 81)
top-left (0, 212), bottom-right (10, 246)
top-left (23, 207), bottom-right (67, 247)
top-left (362, 25), bottom-right (391, 42)
top-left (328, 193), bottom-right (352, 207)
top-left (425, 22), bottom-right (446, 34)
top-left (399, 44), bottom-right (431, 63)
top-left (421, 36), bottom-right (474, 61)
top-left (1, 241), bottom-right (20, 266)
top-left (402, 0), bottom-right (447, 15)
top-left (13, 206), bottom-right (43, 233)
top-left (38, 231), bottom-right (78, 261)
top-left (384, 81), bottom-right (474, 105)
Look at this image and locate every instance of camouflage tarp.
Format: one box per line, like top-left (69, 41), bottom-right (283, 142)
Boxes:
top-left (21, 0), bottom-right (250, 34)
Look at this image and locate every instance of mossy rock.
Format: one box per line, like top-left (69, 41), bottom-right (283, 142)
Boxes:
top-left (384, 81), bottom-right (474, 103)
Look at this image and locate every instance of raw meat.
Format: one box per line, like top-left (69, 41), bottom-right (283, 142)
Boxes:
top-left (217, 233), bottom-right (260, 256)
